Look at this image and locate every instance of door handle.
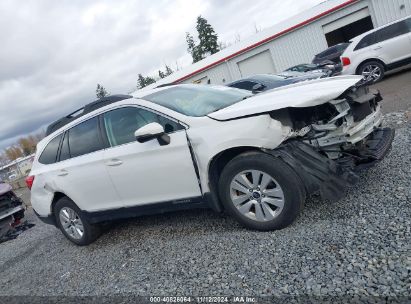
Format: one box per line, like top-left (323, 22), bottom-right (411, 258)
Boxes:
top-left (374, 46), bottom-right (382, 50)
top-left (58, 170), bottom-right (68, 177)
top-left (106, 159), bottom-right (123, 167)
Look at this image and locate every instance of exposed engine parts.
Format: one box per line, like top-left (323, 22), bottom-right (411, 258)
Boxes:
top-left (271, 82), bottom-right (384, 160)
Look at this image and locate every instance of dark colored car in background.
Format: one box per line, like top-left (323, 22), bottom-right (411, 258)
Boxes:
top-left (312, 43), bottom-right (350, 64)
top-left (284, 63), bottom-right (322, 73)
top-left (226, 72), bottom-right (325, 93)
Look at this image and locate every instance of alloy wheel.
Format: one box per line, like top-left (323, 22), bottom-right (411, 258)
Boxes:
top-left (229, 170), bottom-right (285, 222)
top-left (59, 207), bottom-right (84, 240)
top-left (362, 64), bottom-right (382, 82)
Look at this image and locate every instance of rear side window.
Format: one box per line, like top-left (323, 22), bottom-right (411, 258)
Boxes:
top-left (68, 117), bottom-right (103, 158)
top-left (317, 47), bottom-right (336, 58)
top-left (354, 32), bottom-right (377, 51)
top-left (103, 107), bottom-right (184, 147)
top-left (39, 134), bottom-right (63, 164)
top-left (336, 43), bottom-right (350, 51)
top-left (376, 21), bottom-right (409, 43)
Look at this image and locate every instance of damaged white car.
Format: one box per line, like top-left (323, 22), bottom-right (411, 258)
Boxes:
top-left (28, 75), bottom-right (394, 245)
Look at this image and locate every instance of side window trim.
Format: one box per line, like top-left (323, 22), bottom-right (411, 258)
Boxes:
top-left (102, 105), bottom-right (186, 150)
top-left (55, 133), bottom-right (64, 163)
top-left (98, 114), bottom-right (111, 149)
top-left (56, 131), bottom-right (66, 162)
top-left (58, 131), bottom-right (72, 162)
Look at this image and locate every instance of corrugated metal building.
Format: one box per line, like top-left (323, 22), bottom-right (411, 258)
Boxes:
top-left (142, 0), bottom-right (411, 90)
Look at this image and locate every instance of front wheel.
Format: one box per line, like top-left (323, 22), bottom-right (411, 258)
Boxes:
top-left (359, 61), bottom-right (385, 83)
top-left (218, 152), bottom-right (305, 231)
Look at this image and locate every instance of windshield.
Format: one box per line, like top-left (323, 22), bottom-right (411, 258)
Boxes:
top-left (143, 86), bottom-right (252, 117)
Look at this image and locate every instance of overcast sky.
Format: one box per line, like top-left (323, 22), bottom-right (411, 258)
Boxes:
top-left (0, 0), bottom-right (324, 150)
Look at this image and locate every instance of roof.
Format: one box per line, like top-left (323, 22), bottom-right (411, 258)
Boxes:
top-left (137, 0), bottom-right (361, 92)
top-left (45, 94), bottom-right (132, 136)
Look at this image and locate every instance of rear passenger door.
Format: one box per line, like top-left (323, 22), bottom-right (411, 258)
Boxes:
top-left (53, 117), bottom-right (121, 212)
top-left (374, 20), bottom-right (411, 64)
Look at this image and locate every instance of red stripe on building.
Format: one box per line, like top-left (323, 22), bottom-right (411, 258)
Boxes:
top-left (173, 0), bottom-right (360, 84)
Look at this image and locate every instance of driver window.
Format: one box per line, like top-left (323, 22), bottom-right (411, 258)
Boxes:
top-left (103, 107), bottom-right (184, 147)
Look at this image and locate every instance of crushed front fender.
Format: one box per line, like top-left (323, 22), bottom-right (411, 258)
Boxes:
top-left (266, 141), bottom-right (360, 202)
top-left (266, 126), bottom-right (394, 201)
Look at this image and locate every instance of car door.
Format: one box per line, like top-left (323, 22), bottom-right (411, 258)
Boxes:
top-left (374, 20), bottom-right (411, 64)
top-left (101, 106), bottom-right (202, 208)
top-left (51, 117), bottom-right (122, 212)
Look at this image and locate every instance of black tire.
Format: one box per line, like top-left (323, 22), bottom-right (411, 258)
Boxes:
top-left (54, 197), bottom-right (101, 246)
top-left (218, 152), bottom-right (305, 231)
top-left (358, 61), bottom-right (385, 83)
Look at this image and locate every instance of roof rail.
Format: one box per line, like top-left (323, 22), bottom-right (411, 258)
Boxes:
top-left (45, 94), bottom-right (132, 136)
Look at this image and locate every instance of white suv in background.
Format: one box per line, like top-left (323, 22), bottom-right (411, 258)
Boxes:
top-left (341, 15), bottom-right (411, 82)
top-left (28, 77), bottom-right (394, 245)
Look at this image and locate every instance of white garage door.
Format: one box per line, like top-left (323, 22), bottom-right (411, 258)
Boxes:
top-left (322, 7), bottom-right (371, 34)
top-left (237, 50), bottom-right (276, 77)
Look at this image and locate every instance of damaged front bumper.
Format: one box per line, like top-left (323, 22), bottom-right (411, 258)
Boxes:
top-left (0, 190), bottom-right (25, 237)
top-left (268, 127), bottom-right (395, 201)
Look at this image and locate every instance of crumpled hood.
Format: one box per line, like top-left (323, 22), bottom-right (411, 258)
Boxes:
top-left (208, 75), bottom-right (363, 121)
top-left (0, 183), bottom-right (12, 195)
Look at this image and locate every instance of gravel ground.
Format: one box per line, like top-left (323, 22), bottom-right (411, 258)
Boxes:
top-left (372, 67), bottom-right (411, 114)
top-left (0, 118), bottom-right (410, 303)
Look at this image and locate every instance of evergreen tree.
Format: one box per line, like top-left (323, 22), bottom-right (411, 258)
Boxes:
top-left (137, 74), bottom-right (156, 89)
top-left (144, 76), bottom-right (156, 87)
top-left (158, 65), bottom-right (173, 79)
top-left (196, 16), bottom-right (219, 57)
top-left (137, 74), bottom-right (146, 88)
top-left (158, 70), bottom-right (166, 79)
top-left (186, 16), bottom-right (220, 63)
top-left (186, 32), bottom-right (203, 63)
top-left (164, 65), bottom-right (173, 76)
top-left (96, 84), bottom-right (109, 99)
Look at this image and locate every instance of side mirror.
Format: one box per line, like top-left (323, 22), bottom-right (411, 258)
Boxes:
top-left (134, 122), bottom-right (170, 146)
top-left (251, 83), bottom-right (265, 94)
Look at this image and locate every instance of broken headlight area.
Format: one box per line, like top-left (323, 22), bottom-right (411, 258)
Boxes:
top-left (269, 84), bottom-right (394, 201)
top-left (271, 84), bottom-right (388, 162)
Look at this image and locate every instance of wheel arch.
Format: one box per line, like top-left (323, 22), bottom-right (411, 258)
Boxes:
top-left (355, 58), bottom-right (387, 75)
top-left (50, 191), bottom-right (71, 215)
top-left (207, 146), bottom-right (262, 212)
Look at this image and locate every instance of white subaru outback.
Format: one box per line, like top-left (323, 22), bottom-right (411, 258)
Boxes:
top-left (28, 76), bottom-right (394, 245)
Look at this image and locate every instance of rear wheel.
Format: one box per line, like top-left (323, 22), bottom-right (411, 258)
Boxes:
top-left (359, 61), bottom-right (385, 83)
top-left (218, 152), bottom-right (305, 231)
top-left (54, 197), bottom-right (101, 246)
